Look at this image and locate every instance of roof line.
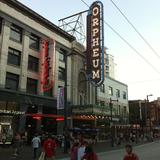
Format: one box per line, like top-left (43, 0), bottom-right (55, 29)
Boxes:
top-left (3, 0), bottom-right (75, 42)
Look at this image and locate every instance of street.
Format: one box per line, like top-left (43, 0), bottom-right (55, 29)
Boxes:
top-left (98, 142), bottom-right (160, 160)
top-left (58, 141), bottom-right (160, 160)
top-left (0, 141), bottom-right (160, 160)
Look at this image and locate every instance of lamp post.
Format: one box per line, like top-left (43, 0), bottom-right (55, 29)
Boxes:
top-left (64, 51), bottom-right (76, 153)
top-left (109, 98), bottom-right (118, 147)
top-left (146, 94), bottom-right (153, 138)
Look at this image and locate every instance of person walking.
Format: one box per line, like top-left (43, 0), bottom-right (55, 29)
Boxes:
top-left (70, 142), bottom-right (79, 160)
top-left (82, 146), bottom-right (98, 160)
top-left (13, 132), bottom-right (21, 156)
top-left (123, 144), bottom-right (139, 160)
top-left (77, 141), bottom-right (88, 160)
top-left (32, 134), bottom-right (41, 159)
top-left (43, 134), bottom-right (57, 160)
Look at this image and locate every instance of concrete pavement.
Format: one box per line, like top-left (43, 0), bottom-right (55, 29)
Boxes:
top-left (0, 140), bottom-right (159, 160)
top-left (59, 141), bottom-right (160, 160)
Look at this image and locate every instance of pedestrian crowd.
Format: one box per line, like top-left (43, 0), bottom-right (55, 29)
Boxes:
top-left (8, 131), bottom-right (140, 160)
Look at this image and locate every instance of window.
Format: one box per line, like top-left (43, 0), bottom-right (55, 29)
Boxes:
top-left (106, 72), bottom-right (109, 77)
top-left (80, 95), bottom-right (83, 105)
top-left (100, 101), bottom-right (105, 106)
top-left (29, 34), bottom-right (40, 50)
top-left (118, 105), bottom-right (121, 115)
top-left (0, 17), bottom-right (2, 34)
top-left (28, 55), bottom-right (39, 72)
top-left (108, 86), bottom-right (113, 96)
top-left (123, 91), bottom-right (127, 99)
top-left (100, 84), bottom-right (105, 93)
top-left (58, 67), bottom-right (65, 81)
top-left (5, 72), bottom-right (19, 90)
top-left (123, 106), bottom-right (127, 115)
top-left (59, 49), bottom-right (65, 62)
top-left (26, 78), bottom-right (38, 94)
top-left (7, 47), bottom-right (21, 66)
top-left (106, 66), bottom-right (109, 71)
top-left (10, 24), bottom-right (22, 42)
top-left (116, 89), bottom-right (120, 98)
top-left (106, 54), bottom-right (109, 64)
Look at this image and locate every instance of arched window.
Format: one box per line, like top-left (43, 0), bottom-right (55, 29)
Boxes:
top-left (78, 72), bottom-right (87, 105)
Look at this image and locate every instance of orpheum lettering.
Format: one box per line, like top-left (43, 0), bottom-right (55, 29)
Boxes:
top-left (91, 4), bottom-right (101, 81)
top-left (86, 1), bottom-right (104, 86)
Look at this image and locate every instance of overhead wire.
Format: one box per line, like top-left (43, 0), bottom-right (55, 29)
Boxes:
top-left (128, 79), bottom-right (160, 84)
top-left (79, 0), bottom-right (160, 75)
top-left (109, 0), bottom-right (160, 59)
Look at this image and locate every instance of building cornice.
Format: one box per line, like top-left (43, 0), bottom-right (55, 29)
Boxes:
top-left (1, 0), bottom-right (75, 42)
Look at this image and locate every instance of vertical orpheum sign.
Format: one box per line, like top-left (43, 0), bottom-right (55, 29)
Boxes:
top-left (40, 39), bottom-right (55, 92)
top-left (86, 1), bottom-right (104, 86)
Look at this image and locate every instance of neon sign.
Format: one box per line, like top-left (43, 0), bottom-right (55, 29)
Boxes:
top-left (0, 110), bottom-right (25, 115)
top-left (86, 1), bottom-right (104, 86)
top-left (40, 39), bottom-right (56, 92)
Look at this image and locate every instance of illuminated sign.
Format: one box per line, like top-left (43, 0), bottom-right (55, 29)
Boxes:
top-left (0, 110), bottom-right (25, 115)
top-left (86, 1), bottom-right (104, 86)
top-left (56, 117), bottom-right (64, 121)
top-left (40, 39), bottom-right (56, 92)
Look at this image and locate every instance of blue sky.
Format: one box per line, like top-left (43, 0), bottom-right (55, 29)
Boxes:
top-left (18, 0), bottom-right (160, 100)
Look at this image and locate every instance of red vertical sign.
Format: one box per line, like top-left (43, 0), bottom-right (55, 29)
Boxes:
top-left (40, 39), bottom-right (55, 92)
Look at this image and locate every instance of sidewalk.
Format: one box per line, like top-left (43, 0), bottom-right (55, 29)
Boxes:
top-left (0, 139), bottom-right (154, 160)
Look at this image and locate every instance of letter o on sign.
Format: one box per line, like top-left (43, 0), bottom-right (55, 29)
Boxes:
top-left (92, 7), bottom-right (99, 16)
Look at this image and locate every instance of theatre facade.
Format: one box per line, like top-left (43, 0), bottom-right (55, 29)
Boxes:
top-left (0, 0), bottom-right (97, 142)
top-left (0, 0), bottom-right (129, 142)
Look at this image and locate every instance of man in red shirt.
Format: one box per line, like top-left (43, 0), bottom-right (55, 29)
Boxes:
top-left (43, 135), bottom-right (57, 160)
top-left (123, 144), bottom-right (139, 160)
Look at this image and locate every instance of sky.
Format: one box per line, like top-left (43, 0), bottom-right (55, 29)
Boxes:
top-left (18, 0), bottom-right (160, 101)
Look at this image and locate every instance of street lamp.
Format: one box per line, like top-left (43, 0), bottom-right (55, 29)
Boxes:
top-left (64, 51), bottom-right (76, 153)
top-left (109, 98), bottom-right (118, 147)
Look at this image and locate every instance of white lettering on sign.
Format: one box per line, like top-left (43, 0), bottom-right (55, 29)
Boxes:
top-left (92, 37), bottom-right (99, 47)
top-left (92, 7), bottom-right (99, 16)
top-left (91, 4), bottom-right (101, 81)
top-left (92, 70), bottom-right (100, 79)
top-left (93, 28), bottom-right (99, 37)
top-left (92, 18), bottom-right (99, 27)
top-left (0, 109), bottom-right (25, 115)
top-left (93, 48), bottom-right (99, 57)
top-left (93, 59), bottom-right (100, 68)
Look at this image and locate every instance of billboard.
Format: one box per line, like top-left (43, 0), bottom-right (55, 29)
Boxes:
top-left (86, 1), bottom-right (104, 86)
